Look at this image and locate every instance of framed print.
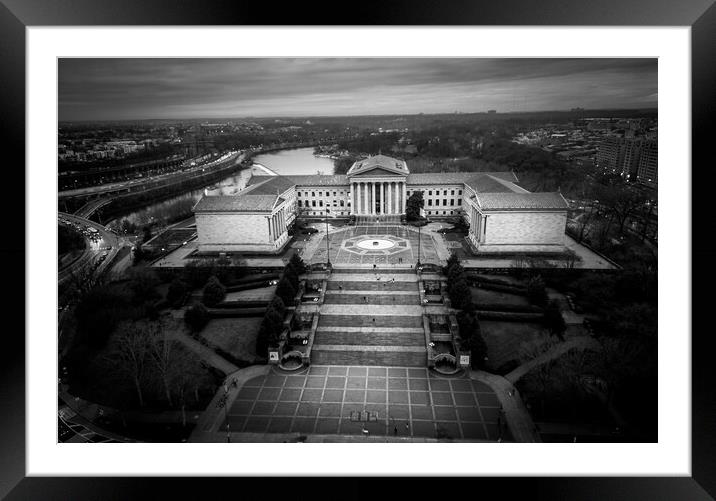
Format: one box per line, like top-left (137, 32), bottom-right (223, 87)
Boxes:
top-left (2, 0), bottom-right (714, 498)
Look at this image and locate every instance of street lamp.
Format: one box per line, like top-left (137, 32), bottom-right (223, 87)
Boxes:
top-left (417, 223), bottom-right (422, 268)
top-left (224, 384), bottom-right (231, 443)
top-left (325, 212), bottom-right (331, 268)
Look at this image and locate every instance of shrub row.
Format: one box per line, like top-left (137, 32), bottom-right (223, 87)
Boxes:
top-left (468, 281), bottom-right (527, 296)
top-left (207, 308), bottom-right (266, 318)
top-left (211, 300), bottom-right (270, 309)
top-left (474, 303), bottom-right (544, 313)
top-left (466, 274), bottom-right (525, 289)
top-left (476, 311), bottom-right (545, 322)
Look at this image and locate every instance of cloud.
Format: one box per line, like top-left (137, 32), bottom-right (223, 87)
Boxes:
top-left (58, 58), bottom-right (657, 121)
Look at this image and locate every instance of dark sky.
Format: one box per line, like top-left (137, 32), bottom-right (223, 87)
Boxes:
top-left (58, 58), bottom-right (657, 121)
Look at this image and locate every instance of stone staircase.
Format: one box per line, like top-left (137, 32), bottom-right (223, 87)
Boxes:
top-left (310, 269), bottom-right (427, 367)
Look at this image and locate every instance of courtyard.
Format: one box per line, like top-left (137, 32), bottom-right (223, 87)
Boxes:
top-left (306, 225), bottom-right (440, 266)
top-left (219, 365), bottom-right (510, 441)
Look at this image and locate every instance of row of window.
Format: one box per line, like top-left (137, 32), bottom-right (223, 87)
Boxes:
top-left (298, 200), bottom-right (351, 208)
top-left (298, 191), bottom-right (348, 198)
top-left (425, 210), bottom-right (459, 216)
top-left (297, 188), bottom-right (463, 198)
top-left (407, 188), bottom-right (463, 198)
top-left (303, 211), bottom-right (350, 216)
top-left (427, 199), bottom-right (461, 207)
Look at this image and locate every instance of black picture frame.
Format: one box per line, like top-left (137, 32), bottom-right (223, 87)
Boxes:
top-left (2, 0), bottom-right (713, 498)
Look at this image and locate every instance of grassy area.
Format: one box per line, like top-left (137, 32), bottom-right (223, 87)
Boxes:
top-left (470, 287), bottom-right (530, 307)
top-left (200, 317), bottom-right (262, 363)
top-left (64, 316), bottom-right (220, 412)
top-left (480, 321), bottom-right (549, 374)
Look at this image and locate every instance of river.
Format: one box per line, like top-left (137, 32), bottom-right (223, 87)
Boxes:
top-left (107, 147), bottom-right (336, 231)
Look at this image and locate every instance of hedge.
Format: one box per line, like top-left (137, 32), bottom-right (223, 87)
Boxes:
top-left (211, 300), bottom-right (270, 309)
top-left (467, 275), bottom-right (526, 289)
top-left (476, 311), bottom-right (545, 322)
top-left (474, 303), bottom-right (544, 313)
top-left (468, 281), bottom-right (527, 296)
top-left (207, 307), bottom-right (266, 318)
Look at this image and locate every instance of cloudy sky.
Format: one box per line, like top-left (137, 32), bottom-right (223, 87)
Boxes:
top-left (58, 58), bottom-right (657, 121)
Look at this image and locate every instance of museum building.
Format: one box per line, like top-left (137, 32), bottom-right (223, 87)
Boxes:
top-left (193, 154), bottom-right (569, 255)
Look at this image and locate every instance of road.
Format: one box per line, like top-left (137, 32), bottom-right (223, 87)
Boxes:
top-left (58, 212), bottom-right (124, 286)
top-left (58, 150), bottom-right (243, 200)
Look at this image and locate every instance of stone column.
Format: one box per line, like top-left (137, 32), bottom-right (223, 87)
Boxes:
top-left (371, 182), bottom-right (376, 215)
top-left (381, 182), bottom-right (386, 214)
top-left (377, 182), bottom-right (382, 214)
top-left (268, 216), bottom-right (273, 241)
top-left (387, 182), bottom-right (393, 214)
top-left (402, 182), bottom-right (407, 213)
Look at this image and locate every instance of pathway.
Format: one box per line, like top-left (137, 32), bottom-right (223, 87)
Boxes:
top-left (470, 370), bottom-right (541, 443)
top-left (504, 336), bottom-right (601, 385)
top-left (166, 330), bottom-right (239, 375)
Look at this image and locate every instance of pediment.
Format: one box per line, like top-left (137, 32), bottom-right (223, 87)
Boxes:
top-left (350, 167), bottom-right (407, 178)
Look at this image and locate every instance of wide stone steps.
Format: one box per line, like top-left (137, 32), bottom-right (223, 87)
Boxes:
top-left (314, 329), bottom-right (425, 346)
top-left (318, 304), bottom-right (424, 316)
top-left (323, 294), bottom-right (421, 306)
top-left (311, 345), bottom-right (426, 367)
top-left (327, 273), bottom-right (418, 283)
top-left (326, 281), bottom-right (418, 292)
top-left (330, 267), bottom-right (416, 275)
top-left (318, 314), bottom-right (423, 329)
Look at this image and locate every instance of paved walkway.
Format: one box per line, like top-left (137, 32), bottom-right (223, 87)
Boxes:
top-left (470, 370), bottom-right (541, 443)
top-left (190, 365), bottom-right (511, 442)
top-left (504, 336), bottom-right (601, 385)
top-left (167, 330), bottom-right (239, 375)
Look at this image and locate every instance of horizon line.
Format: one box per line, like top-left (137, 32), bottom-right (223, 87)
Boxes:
top-left (58, 106), bottom-right (658, 124)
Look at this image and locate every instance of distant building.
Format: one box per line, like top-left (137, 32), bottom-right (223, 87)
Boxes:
top-left (597, 136), bottom-right (657, 182)
top-left (487, 110), bottom-right (497, 114)
top-left (194, 154), bottom-right (569, 255)
top-left (636, 139), bottom-right (658, 188)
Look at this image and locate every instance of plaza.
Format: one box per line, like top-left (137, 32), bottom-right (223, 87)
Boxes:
top-left (306, 225), bottom-right (440, 266)
top-left (195, 365), bottom-right (512, 442)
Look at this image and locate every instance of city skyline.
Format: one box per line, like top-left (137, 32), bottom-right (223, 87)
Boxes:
top-left (58, 58), bottom-right (657, 121)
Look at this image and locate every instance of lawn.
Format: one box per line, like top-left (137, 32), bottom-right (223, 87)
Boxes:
top-left (200, 317), bottom-right (263, 363)
top-left (480, 321), bottom-right (549, 374)
top-left (224, 285), bottom-right (276, 302)
top-left (470, 287), bottom-right (531, 307)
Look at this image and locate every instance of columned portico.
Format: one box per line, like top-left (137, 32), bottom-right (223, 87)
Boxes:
top-left (349, 179), bottom-right (407, 216)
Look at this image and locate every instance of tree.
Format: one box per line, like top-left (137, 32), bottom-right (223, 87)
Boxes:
top-left (103, 321), bottom-right (153, 407)
top-left (148, 328), bottom-right (177, 405)
top-left (127, 268), bottom-right (160, 305)
top-left (527, 275), bottom-right (548, 307)
top-left (448, 277), bottom-right (472, 310)
top-left (457, 310), bottom-right (488, 369)
top-left (202, 275), bottom-right (226, 307)
top-left (283, 264), bottom-right (300, 291)
top-left (275, 276), bottom-right (297, 304)
top-left (595, 182), bottom-right (648, 237)
top-left (544, 300), bottom-right (566, 341)
top-left (166, 278), bottom-right (188, 306)
top-left (256, 296), bottom-right (286, 357)
top-left (405, 191), bottom-right (424, 221)
top-left (288, 253), bottom-right (307, 275)
top-left (443, 252), bottom-right (461, 275)
top-left (184, 303), bottom-right (210, 332)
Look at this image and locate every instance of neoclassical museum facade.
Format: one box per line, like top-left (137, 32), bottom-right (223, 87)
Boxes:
top-left (193, 154), bottom-right (569, 255)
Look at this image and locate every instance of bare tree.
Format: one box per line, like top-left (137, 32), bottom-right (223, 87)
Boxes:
top-left (104, 321), bottom-right (154, 407)
top-left (148, 324), bottom-right (176, 406)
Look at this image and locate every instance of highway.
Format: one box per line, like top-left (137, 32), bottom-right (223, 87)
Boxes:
top-left (58, 150), bottom-right (243, 200)
top-left (58, 212), bottom-right (125, 286)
